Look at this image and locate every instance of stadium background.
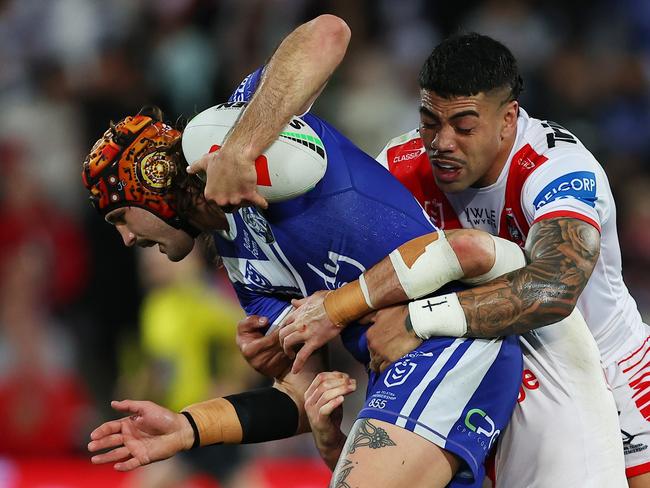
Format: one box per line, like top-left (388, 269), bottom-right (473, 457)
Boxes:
top-left (0, 0), bottom-right (648, 486)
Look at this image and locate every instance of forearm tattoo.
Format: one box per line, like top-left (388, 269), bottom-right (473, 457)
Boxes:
top-left (458, 218), bottom-right (600, 337)
top-left (404, 313), bottom-right (414, 333)
top-left (331, 420), bottom-right (396, 487)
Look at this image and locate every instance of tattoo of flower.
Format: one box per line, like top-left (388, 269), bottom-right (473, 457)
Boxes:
top-left (348, 419), bottom-right (396, 454)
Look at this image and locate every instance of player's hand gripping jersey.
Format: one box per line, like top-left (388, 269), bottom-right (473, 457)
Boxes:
top-left (210, 68), bottom-right (522, 486)
top-left (378, 109), bottom-right (629, 485)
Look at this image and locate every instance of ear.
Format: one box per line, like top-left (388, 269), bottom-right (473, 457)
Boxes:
top-left (500, 100), bottom-right (519, 140)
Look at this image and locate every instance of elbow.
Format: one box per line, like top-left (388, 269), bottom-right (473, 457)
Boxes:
top-left (448, 229), bottom-right (495, 278)
top-left (534, 282), bottom-right (579, 323)
top-left (310, 15), bottom-right (351, 57)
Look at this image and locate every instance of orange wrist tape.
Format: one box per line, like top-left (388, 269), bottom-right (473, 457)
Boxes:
top-left (183, 398), bottom-right (243, 446)
top-left (323, 280), bottom-right (370, 326)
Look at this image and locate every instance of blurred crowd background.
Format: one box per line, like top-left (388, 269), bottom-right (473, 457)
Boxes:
top-left (0, 0), bottom-right (649, 486)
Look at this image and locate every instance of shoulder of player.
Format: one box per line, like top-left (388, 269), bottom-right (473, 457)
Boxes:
top-left (521, 112), bottom-right (596, 161)
top-left (517, 114), bottom-right (604, 179)
top-left (376, 128), bottom-right (422, 167)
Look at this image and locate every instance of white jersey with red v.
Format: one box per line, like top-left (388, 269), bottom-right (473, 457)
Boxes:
top-left (377, 108), bottom-right (646, 367)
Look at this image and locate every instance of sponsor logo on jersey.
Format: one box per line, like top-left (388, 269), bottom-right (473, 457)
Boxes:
top-left (242, 229), bottom-right (260, 258)
top-left (307, 251), bottom-right (366, 290)
top-left (464, 408), bottom-right (501, 450)
top-left (392, 148), bottom-right (425, 164)
top-left (462, 207), bottom-right (498, 229)
top-left (244, 261), bottom-right (272, 288)
top-left (517, 369), bottom-right (540, 403)
top-left (382, 351), bottom-right (433, 388)
top-left (242, 208), bottom-right (275, 243)
top-left (622, 428), bottom-right (648, 455)
top-left (533, 171), bottom-right (597, 210)
top-left (230, 74), bottom-right (254, 102)
top-left (383, 359), bottom-right (417, 387)
top-left (541, 121), bottom-right (577, 148)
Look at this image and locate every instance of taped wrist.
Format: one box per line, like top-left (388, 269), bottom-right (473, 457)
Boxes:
top-left (408, 293), bottom-right (468, 339)
top-left (323, 278), bottom-right (371, 326)
top-left (182, 398), bottom-right (243, 447)
top-left (390, 230), bottom-right (464, 299)
top-left (461, 235), bottom-right (526, 286)
top-left (225, 387), bottom-right (299, 443)
top-left (182, 388), bottom-right (299, 446)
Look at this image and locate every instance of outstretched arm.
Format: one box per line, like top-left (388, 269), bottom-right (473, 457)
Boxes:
top-left (187, 15), bottom-right (351, 208)
top-left (89, 349), bottom-right (326, 471)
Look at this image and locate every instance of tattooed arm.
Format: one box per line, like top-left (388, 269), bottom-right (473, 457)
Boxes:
top-left (458, 217), bottom-right (601, 337)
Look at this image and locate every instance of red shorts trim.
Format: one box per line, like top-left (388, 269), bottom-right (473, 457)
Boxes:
top-left (532, 210), bottom-right (601, 233)
top-left (627, 461), bottom-right (650, 478)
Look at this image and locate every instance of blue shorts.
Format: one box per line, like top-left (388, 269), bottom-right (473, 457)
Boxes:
top-left (358, 336), bottom-right (521, 487)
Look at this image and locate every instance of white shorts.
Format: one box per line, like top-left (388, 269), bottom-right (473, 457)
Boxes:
top-left (493, 309), bottom-right (626, 487)
top-left (606, 332), bottom-right (650, 478)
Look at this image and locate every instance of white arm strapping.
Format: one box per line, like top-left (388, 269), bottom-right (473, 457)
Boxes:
top-left (358, 274), bottom-right (375, 309)
top-left (408, 293), bottom-right (467, 339)
top-left (389, 230), bottom-right (464, 300)
top-left (461, 235), bottom-right (527, 286)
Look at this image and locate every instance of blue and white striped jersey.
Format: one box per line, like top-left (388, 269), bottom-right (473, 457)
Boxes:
top-left (214, 68), bottom-right (435, 363)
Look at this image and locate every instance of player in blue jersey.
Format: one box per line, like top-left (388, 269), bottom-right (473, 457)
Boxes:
top-left (85, 16), bottom-right (524, 487)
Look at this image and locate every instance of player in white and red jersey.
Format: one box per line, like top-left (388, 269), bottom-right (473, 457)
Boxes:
top-left (279, 33), bottom-right (630, 487)
top-left (370, 33), bottom-right (649, 486)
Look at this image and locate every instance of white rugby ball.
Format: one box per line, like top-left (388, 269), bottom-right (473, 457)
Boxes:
top-left (182, 102), bottom-right (327, 202)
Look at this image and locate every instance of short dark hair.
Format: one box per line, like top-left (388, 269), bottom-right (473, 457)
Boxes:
top-left (418, 33), bottom-right (523, 101)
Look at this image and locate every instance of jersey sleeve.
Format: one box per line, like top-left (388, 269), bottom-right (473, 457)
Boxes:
top-left (375, 129), bottom-right (421, 170)
top-left (231, 282), bottom-right (293, 331)
top-left (521, 150), bottom-right (611, 232)
top-left (228, 67), bottom-right (265, 103)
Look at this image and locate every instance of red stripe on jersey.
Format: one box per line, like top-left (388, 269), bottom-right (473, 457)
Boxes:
top-left (532, 211), bottom-right (601, 233)
top-left (630, 371), bottom-right (650, 389)
top-left (623, 346), bottom-right (650, 374)
top-left (627, 461), bottom-right (650, 478)
top-left (635, 389), bottom-right (650, 411)
top-left (386, 135), bottom-right (460, 229)
top-left (499, 144), bottom-right (549, 247)
top-left (639, 402), bottom-right (650, 420)
top-left (620, 336), bottom-right (650, 364)
top-left (629, 360), bottom-right (650, 382)
top-left (633, 382), bottom-right (650, 399)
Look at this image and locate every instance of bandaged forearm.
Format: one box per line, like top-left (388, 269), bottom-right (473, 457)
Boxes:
top-left (323, 231), bottom-right (464, 326)
top-left (390, 230), bottom-right (464, 299)
top-left (182, 387), bottom-right (299, 447)
top-left (461, 234), bottom-right (526, 285)
top-left (323, 275), bottom-right (373, 326)
top-left (408, 293), bottom-right (468, 339)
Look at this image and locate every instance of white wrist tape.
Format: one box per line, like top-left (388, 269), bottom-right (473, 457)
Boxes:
top-left (408, 293), bottom-right (467, 339)
top-left (358, 274), bottom-right (375, 309)
top-left (389, 230), bottom-right (464, 300)
top-left (461, 235), bottom-right (527, 286)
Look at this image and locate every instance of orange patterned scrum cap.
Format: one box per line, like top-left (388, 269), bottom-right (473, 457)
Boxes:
top-left (81, 112), bottom-right (190, 231)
